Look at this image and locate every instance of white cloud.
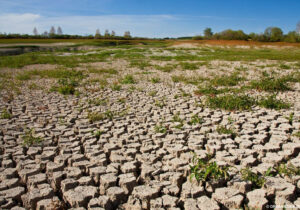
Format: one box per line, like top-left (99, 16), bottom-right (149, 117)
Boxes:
top-left (0, 13), bottom-right (189, 37)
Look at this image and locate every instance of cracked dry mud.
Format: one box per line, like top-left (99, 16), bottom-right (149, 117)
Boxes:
top-left (0, 44), bottom-right (300, 210)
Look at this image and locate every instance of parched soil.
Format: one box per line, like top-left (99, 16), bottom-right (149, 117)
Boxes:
top-left (0, 44), bottom-right (300, 210)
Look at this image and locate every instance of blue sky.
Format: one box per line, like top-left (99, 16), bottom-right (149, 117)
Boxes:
top-left (0, 0), bottom-right (299, 37)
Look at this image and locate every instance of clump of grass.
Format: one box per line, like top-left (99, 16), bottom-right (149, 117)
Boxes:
top-left (50, 78), bottom-right (78, 95)
top-left (210, 72), bottom-right (243, 87)
top-left (172, 75), bottom-right (206, 85)
top-left (154, 123), bottom-right (168, 134)
top-left (118, 98), bottom-right (126, 104)
top-left (207, 95), bottom-right (255, 111)
top-left (180, 62), bottom-right (199, 70)
top-left (155, 99), bottom-right (166, 108)
top-left (188, 114), bottom-right (204, 125)
top-left (111, 83), bottom-right (121, 91)
top-left (155, 64), bottom-right (177, 72)
top-left (194, 85), bottom-right (220, 95)
top-left (216, 125), bottom-right (237, 138)
top-left (1, 108), bottom-right (12, 119)
top-left (258, 95), bottom-right (290, 110)
top-left (16, 72), bottom-right (31, 81)
top-left (150, 77), bottom-right (161, 83)
top-left (92, 130), bottom-right (103, 140)
top-left (250, 73), bottom-right (291, 92)
top-left (130, 60), bottom-right (152, 69)
top-left (28, 83), bottom-right (40, 90)
top-left (279, 63), bottom-right (291, 69)
top-left (172, 112), bottom-right (184, 129)
top-left (121, 74), bottom-right (135, 84)
top-left (22, 128), bottom-right (43, 146)
top-left (88, 112), bottom-right (105, 123)
top-left (149, 90), bottom-right (158, 97)
top-left (88, 68), bottom-right (118, 75)
top-left (240, 168), bottom-right (266, 189)
top-left (88, 98), bottom-right (107, 106)
top-left (293, 131), bottom-right (300, 138)
top-left (190, 154), bottom-right (230, 182)
top-left (275, 163), bottom-right (300, 177)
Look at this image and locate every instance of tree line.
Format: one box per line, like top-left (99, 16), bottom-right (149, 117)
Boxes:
top-left (0, 26), bottom-right (134, 40)
top-left (194, 22), bottom-right (300, 43)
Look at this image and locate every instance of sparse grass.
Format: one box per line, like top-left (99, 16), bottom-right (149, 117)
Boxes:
top-left (155, 99), bottom-right (166, 108)
top-left (88, 112), bottom-right (105, 123)
top-left (111, 83), bottom-right (122, 91)
top-left (154, 123), bottom-right (168, 134)
top-left (118, 98), bottom-right (126, 104)
top-left (121, 74), bottom-right (135, 84)
top-left (258, 95), bottom-right (290, 110)
top-left (22, 128), bottom-right (43, 146)
top-left (150, 77), bottom-right (161, 83)
top-left (210, 72), bottom-right (244, 87)
top-left (172, 112), bottom-right (184, 129)
top-left (149, 90), bottom-right (158, 97)
top-left (1, 109), bottom-right (12, 119)
top-left (50, 78), bottom-right (79, 95)
top-left (88, 68), bottom-right (118, 75)
top-left (250, 74), bottom-right (291, 92)
top-left (155, 64), bottom-right (177, 72)
top-left (275, 163), bottom-right (300, 177)
top-left (190, 154), bottom-right (230, 182)
top-left (207, 95), bottom-right (255, 111)
top-left (92, 130), bottom-right (103, 140)
top-left (171, 75), bottom-right (206, 85)
top-left (130, 60), bottom-right (152, 69)
top-left (188, 114), bottom-right (204, 125)
top-left (293, 131), bottom-right (300, 138)
top-left (88, 98), bottom-right (108, 106)
top-left (216, 125), bottom-right (237, 138)
top-left (240, 168), bottom-right (266, 189)
top-left (194, 85), bottom-right (220, 95)
top-left (179, 62), bottom-right (199, 70)
top-left (279, 63), bottom-right (291, 69)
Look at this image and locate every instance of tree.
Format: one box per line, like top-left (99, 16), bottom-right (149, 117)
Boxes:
top-left (49, 26), bottom-right (56, 35)
top-left (33, 27), bottom-right (38, 35)
top-left (104, 29), bottom-right (110, 37)
top-left (57, 26), bottom-right (63, 35)
top-left (43, 31), bottom-right (49, 37)
top-left (95, 29), bottom-right (101, 39)
top-left (111, 30), bottom-right (116, 37)
top-left (297, 21), bottom-right (300, 34)
top-left (264, 27), bottom-right (283, 42)
top-left (204, 28), bottom-right (213, 39)
top-left (124, 31), bottom-right (131, 38)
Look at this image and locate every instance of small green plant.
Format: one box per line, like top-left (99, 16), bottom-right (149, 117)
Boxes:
top-left (258, 95), bottom-right (290, 110)
top-left (172, 112), bottom-right (184, 129)
top-left (216, 125), bottom-right (237, 138)
top-left (22, 128), bottom-right (43, 146)
top-left (179, 88), bottom-right (192, 97)
top-left (293, 131), bottom-right (300, 138)
top-left (150, 77), bottom-right (161, 83)
top-left (154, 123), bottom-right (168, 134)
top-left (88, 112), bottom-right (105, 123)
top-left (240, 168), bottom-right (265, 189)
top-left (207, 95), bottom-right (255, 111)
top-left (250, 75), bottom-right (291, 92)
top-left (1, 108), bottom-right (12, 119)
top-left (285, 112), bottom-right (294, 124)
top-left (118, 98), bottom-right (126, 104)
top-left (180, 62), bottom-right (199, 70)
top-left (190, 154), bottom-right (230, 182)
top-left (149, 90), bottom-right (158, 97)
top-left (188, 114), bottom-right (204, 125)
top-left (194, 85), bottom-right (220, 96)
top-left (121, 74), bottom-right (135, 84)
top-left (210, 73), bottom-right (243, 87)
top-left (88, 98), bottom-right (108, 106)
top-left (92, 130), bottom-right (103, 140)
top-left (50, 78), bottom-right (78, 95)
top-left (275, 163), bottom-right (300, 177)
top-left (155, 99), bottom-right (166, 108)
top-left (111, 83), bottom-right (121, 91)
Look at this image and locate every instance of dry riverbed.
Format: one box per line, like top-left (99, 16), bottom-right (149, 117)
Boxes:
top-left (0, 44), bottom-right (300, 209)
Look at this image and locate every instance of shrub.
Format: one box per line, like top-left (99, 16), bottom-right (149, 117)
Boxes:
top-left (190, 154), bottom-right (230, 182)
top-left (207, 95), bottom-right (255, 111)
